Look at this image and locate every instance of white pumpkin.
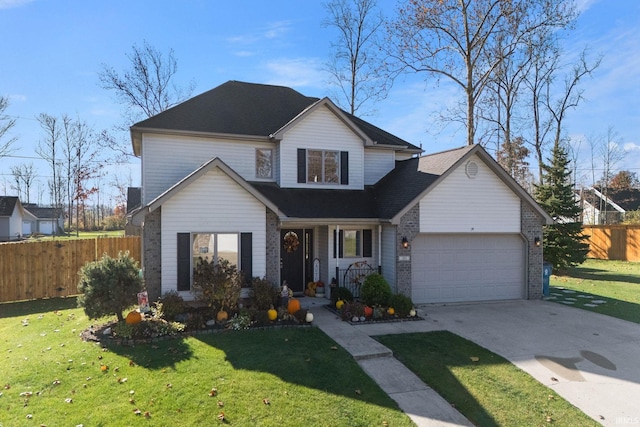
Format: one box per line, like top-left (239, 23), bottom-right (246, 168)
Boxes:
top-left (305, 312), bottom-right (314, 323)
top-left (409, 308), bottom-right (417, 317)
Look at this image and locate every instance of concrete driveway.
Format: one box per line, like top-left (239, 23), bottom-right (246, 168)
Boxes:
top-left (353, 300), bottom-right (640, 426)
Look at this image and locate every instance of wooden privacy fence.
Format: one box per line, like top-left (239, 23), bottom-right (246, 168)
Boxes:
top-left (583, 225), bottom-right (640, 262)
top-left (0, 237), bottom-right (141, 303)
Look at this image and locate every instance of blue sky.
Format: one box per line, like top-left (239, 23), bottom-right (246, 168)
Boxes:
top-left (0, 0), bottom-right (638, 205)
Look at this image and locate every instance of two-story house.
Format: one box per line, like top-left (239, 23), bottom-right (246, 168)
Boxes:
top-left (130, 80), bottom-right (551, 305)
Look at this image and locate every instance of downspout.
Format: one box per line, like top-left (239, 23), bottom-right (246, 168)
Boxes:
top-left (378, 225), bottom-right (382, 274)
top-left (335, 225), bottom-right (340, 286)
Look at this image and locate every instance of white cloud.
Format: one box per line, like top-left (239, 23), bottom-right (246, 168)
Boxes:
top-left (8, 94), bottom-right (27, 102)
top-left (263, 58), bottom-right (325, 88)
top-left (233, 50), bottom-right (255, 58)
top-left (227, 20), bottom-right (292, 45)
top-left (0, 0), bottom-right (33, 9)
top-left (624, 142), bottom-right (640, 152)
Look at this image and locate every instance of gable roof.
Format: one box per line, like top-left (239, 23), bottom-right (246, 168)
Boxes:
top-left (22, 204), bottom-right (63, 219)
top-left (250, 145), bottom-right (551, 225)
top-left (0, 196), bottom-right (19, 217)
top-left (130, 80), bottom-right (421, 156)
top-left (588, 187), bottom-right (640, 212)
top-left (131, 157), bottom-right (280, 225)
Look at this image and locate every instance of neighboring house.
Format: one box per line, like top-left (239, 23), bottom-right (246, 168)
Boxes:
top-left (578, 187), bottom-right (640, 224)
top-left (22, 204), bottom-right (64, 235)
top-left (0, 196), bottom-right (26, 242)
top-left (130, 80), bottom-right (552, 305)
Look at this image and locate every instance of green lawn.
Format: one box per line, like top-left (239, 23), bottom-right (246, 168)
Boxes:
top-left (376, 331), bottom-right (598, 427)
top-left (0, 298), bottom-right (413, 426)
top-left (549, 259), bottom-right (640, 323)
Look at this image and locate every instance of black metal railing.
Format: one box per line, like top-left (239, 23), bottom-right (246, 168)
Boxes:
top-left (337, 261), bottom-right (375, 299)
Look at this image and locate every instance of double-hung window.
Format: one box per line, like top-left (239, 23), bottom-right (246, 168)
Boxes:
top-left (298, 149), bottom-right (349, 185)
top-left (333, 229), bottom-right (373, 259)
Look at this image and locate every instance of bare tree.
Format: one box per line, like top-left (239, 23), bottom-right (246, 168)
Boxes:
top-left (10, 163), bottom-right (36, 203)
top-left (384, 0), bottom-right (574, 146)
top-left (323, 0), bottom-right (387, 116)
top-left (0, 96), bottom-right (18, 158)
top-left (98, 40), bottom-right (195, 160)
top-left (36, 113), bottom-right (63, 208)
top-left (72, 118), bottom-right (103, 233)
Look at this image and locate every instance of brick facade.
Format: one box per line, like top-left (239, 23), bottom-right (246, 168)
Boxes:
top-left (521, 201), bottom-right (544, 299)
top-left (142, 208), bottom-right (162, 301)
top-left (396, 203), bottom-right (419, 297)
top-left (265, 208), bottom-right (280, 286)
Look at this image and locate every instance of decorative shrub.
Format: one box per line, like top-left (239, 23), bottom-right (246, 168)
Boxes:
top-left (254, 310), bottom-right (271, 326)
top-left (158, 290), bottom-right (185, 321)
top-left (192, 257), bottom-right (242, 313)
top-left (331, 287), bottom-right (354, 305)
top-left (340, 301), bottom-right (365, 321)
top-left (77, 251), bottom-right (143, 322)
top-left (228, 310), bottom-right (252, 330)
top-left (251, 277), bottom-right (278, 310)
top-left (389, 293), bottom-right (414, 317)
top-left (293, 309), bottom-right (307, 323)
top-left (360, 274), bottom-right (392, 307)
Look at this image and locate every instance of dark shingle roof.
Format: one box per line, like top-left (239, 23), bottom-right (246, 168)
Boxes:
top-left (606, 189), bottom-right (640, 211)
top-left (132, 81), bottom-right (421, 153)
top-left (127, 187), bottom-right (142, 212)
top-left (249, 146), bottom-right (474, 220)
top-left (22, 204), bottom-right (63, 219)
top-left (250, 182), bottom-right (378, 219)
top-left (0, 196), bottom-right (18, 216)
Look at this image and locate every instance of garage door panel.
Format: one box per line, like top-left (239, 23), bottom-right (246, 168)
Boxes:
top-left (411, 234), bottom-right (525, 304)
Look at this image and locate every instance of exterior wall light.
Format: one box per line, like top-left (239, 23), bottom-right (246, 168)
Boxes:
top-left (534, 237), bottom-right (541, 247)
top-left (401, 236), bottom-right (409, 249)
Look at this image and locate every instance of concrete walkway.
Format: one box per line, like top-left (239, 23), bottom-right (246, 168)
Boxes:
top-left (302, 298), bottom-right (640, 427)
top-left (303, 299), bottom-right (473, 427)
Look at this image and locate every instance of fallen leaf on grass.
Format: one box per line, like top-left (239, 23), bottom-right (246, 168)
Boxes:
top-left (52, 380), bottom-right (61, 385)
top-left (133, 409), bottom-right (141, 415)
top-left (209, 387), bottom-right (218, 397)
top-left (330, 346), bottom-right (338, 350)
top-left (217, 411), bottom-right (225, 421)
top-left (263, 398), bottom-right (270, 405)
top-left (217, 401), bottom-right (224, 407)
top-left (470, 356), bottom-right (479, 362)
top-left (355, 389), bottom-right (361, 395)
top-left (65, 398), bottom-right (73, 403)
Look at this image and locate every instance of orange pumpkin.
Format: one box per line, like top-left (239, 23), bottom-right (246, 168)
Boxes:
top-left (287, 298), bottom-right (301, 315)
top-left (364, 306), bottom-right (373, 318)
top-left (125, 311), bottom-right (142, 324)
top-left (216, 310), bottom-right (228, 322)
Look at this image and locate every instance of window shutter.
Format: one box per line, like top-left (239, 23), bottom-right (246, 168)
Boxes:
top-left (362, 229), bottom-right (372, 257)
top-left (340, 151), bottom-right (349, 185)
top-left (240, 232), bottom-right (253, 285)
top-left (333, 229), bottom-right (344, 258)
top-left (297, 149), bottom-right (306, 183)
top-left (177, 233), bottom-right (191, 291)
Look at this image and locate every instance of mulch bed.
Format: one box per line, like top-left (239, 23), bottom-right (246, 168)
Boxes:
top-left (323, 305), bottom-right (424, 325)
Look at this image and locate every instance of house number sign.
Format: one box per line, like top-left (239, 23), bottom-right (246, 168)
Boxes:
top-left (313, 258), bottom-right (320, 282)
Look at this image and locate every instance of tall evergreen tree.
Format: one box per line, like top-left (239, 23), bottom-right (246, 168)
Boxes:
top-left (535, 143), bottom-right (589, 271)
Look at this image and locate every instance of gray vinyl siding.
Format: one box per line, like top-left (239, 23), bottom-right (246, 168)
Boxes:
top-left (364, 149), bottom-right (395, 185)
top-left (141, 134), bottom-right (276, 204)
top-left (159, 167), bottom-right (267, 299)
top-left (279, 105), bottom-right (364, 190)
top-left (419, 153), bottom-right (521, 233)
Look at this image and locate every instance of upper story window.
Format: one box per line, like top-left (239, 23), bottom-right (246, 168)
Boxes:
top-left (298, 149), bottom-right (349, 185)
top-left (307, 150), bottom-right (339, 183)
top-left (255, 148), bottom-right (273, 179)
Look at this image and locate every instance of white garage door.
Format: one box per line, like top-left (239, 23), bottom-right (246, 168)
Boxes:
top-left (411, 234), bottom-right (525, 304)
top-left (39, 221), bottom-right (53, 235)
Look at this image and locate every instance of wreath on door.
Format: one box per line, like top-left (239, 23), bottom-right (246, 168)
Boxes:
top-left (283, 231), bottom-right (300, 253)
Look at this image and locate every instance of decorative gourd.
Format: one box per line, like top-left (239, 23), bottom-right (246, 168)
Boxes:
top-left (387, 307), bottom-right (395, 315)
top-left (364, 306), bottom-right (373, 318)
top-left (287, 298), bottom-right (301, 315)
top-left (216, 310), bottom-right (228, 322)
top-left (267, 307), bottom-right (278, 321)
top-left (125, 310), bottom-right (142, 324)
top-left (336, 299), bottom-right (345, 310)
top-left (409, 308), bottom-right (416, 317)
top-left (305, 312), bottom-right (314, 323)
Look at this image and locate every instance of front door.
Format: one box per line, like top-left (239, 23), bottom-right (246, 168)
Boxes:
top-left (280, 229), bottom-right (309, 294)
